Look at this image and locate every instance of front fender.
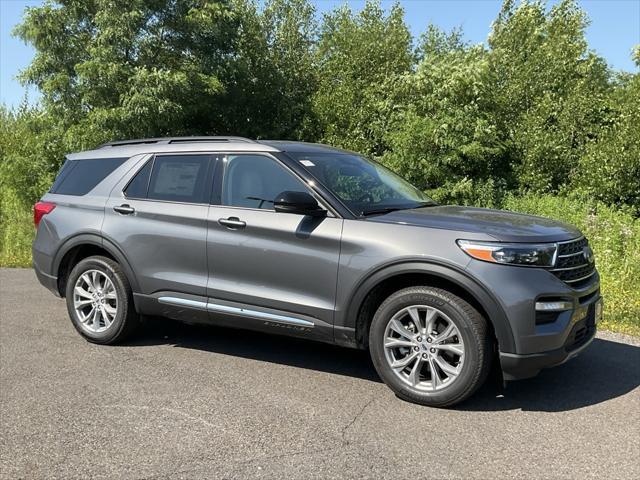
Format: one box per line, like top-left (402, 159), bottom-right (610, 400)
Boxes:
top-left (336, 259), bottom-right (516, 353)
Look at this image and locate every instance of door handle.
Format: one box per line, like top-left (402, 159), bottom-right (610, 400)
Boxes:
top-left (113, 204), bottom-right (135, 215)
top-left (218, 216), bottom-right (246, 229)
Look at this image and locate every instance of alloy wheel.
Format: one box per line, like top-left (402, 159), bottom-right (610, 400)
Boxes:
top-left (73, 269), bottom-right (118, 333)
top-left (383, 305), bottom-right (465, 391)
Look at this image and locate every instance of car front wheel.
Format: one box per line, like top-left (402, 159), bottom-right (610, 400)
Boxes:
top-left (369, 286), bottom-right (492, 407)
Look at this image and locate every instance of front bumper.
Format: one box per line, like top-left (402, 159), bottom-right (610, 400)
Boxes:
top-left (499, 296), bottom-right (601, 380)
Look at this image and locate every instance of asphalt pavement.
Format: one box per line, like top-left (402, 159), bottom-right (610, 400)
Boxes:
top-left (1, 268), bottom-right (639, 479)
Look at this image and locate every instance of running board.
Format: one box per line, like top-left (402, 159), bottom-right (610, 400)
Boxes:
top-left (157, 296), bottom-right (315, 328)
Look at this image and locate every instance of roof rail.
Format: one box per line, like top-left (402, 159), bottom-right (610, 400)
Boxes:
top-left (98, 136), bottom-right (256, 148)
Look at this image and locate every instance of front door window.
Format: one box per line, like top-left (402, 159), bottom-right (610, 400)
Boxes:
top-left (222, 154), bottom-right (309, 210)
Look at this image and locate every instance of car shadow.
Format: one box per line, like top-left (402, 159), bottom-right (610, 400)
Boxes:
top-left (126, 317), bottom-right (382, 383)
top-left (125, 318), bottom-right (639, 412)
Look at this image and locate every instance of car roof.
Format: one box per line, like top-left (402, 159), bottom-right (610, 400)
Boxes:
top-left (257, 140), bottom-right (354, 155)
top-left (66, 137), bottom-right (353, 160)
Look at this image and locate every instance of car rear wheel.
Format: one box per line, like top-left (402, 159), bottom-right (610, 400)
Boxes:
top-left (65, 255), bottom-right (139, 344)
top-left (369, 286), bottom-right (492, 407)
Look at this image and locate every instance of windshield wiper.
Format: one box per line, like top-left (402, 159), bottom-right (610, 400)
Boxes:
top-left (409, 201), bottom-right (439, 209)
top-left (360, 207), bottom-right (406, 217)
top-left (361, 202), bottom-right (438, 217)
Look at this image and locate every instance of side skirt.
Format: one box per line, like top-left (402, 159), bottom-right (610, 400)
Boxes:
top-left (133, 292), bottom-right (334, 344)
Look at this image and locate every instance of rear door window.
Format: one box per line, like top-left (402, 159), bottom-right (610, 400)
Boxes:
top-left (50, 157), bottom-right (127, 196)
top-left (147, 155), bottom-right (212, 204)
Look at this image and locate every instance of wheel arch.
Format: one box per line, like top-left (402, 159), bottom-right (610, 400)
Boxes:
top-left (342, 261), bottom-right (515, 353)
top-left (53, 234), bottom-right (140, 297)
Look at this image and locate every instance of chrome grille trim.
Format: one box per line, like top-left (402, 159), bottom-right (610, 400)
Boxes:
top-left (557, 251), bottom-right (585, 258)
top-left (547, 236), bottom-right (596, 287)
top-left (563, 271), bottom-right (597, 283)
top-left (550, 264), bottom-right (591, 272)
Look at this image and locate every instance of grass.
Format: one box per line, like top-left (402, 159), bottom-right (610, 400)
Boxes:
top-left (0, 189), bottom-right (34, 267)
top-left (504, 194), bottom-right (640, 336)
top-left (1, 190), bottom-right (637, 335)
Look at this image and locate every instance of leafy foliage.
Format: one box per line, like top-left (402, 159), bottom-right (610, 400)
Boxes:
top-left (12, 0), bottom-right (318, 143)
top-left (574, 65), bottom-right (640, 209)
top-left (311, 1), bottom-right (413, 155)
top-left (4, 0), bottom-right (639, 211)
top-left (504, 194), bottom-right (640, 336)
top-left (488, 0), bottom-right (613, 193)
top-left (381, 36), bottom-right (507, 194)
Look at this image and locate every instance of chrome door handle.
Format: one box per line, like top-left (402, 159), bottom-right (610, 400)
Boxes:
top-left (113, 204), bottom-right (135, 215)
top-left (218, 217), bottom-right (246, 229)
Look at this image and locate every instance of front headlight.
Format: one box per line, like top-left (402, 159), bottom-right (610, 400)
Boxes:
top-left (457, 240), bottom-right (557, 267)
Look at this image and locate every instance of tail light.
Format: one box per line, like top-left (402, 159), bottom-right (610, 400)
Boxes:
top-left (34, 201), bottom-right (56, 228)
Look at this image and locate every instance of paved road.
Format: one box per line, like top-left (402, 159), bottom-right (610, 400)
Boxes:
top-left (1, 268), bottom-right (639, 479)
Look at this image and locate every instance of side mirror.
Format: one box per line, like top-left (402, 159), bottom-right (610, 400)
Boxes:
top-left (274, 191), bottom-right (326, 217)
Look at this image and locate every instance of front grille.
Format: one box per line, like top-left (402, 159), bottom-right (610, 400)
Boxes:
top-left (549, 237), bottom-right (596, 287)
top-left (558, 237), bottom-right (588, 256)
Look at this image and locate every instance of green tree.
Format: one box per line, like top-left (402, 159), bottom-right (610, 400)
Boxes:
top-left (14, 0), bottom-right (319, 143)
top-left (219, 0), bottom-right (317, 139)
top-left (15, 0), bottom-right (241, 144)
top-left (0, 105), bottom-right (65, 205)
top-left (381, 26), bottom-right (507, 205)
top-left (311, 0), bottom-right (413, 155)
top-left (574, 47), bottom-right (640, 212)
top-left (488, 0), bottom-right (612, 193)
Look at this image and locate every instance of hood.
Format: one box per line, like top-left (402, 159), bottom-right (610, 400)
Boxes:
top-left (366, 205), bottom-right (582, 243)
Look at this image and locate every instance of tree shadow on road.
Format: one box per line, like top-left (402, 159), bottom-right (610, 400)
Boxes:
top-left (126, 318), bottom-right (639, 413)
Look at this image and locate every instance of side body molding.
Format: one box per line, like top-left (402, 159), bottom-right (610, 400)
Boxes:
top-left (336, 260), bottom-right (516, 353)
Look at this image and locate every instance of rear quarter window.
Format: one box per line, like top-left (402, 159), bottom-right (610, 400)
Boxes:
top-left (124, 159), bottom-right (153, 199)
top-left (50, 157), bottom-right (127, 196)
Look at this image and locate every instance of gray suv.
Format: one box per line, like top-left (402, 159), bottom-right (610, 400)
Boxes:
top-left (33, 137), bottom-right (602, 407)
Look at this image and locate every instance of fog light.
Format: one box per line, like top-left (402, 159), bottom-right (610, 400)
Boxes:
top-left (535, 300), bottom-right (573, 311)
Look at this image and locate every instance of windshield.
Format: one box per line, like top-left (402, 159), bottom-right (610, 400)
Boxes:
top-left (289, 152), bottom-right (435, 215)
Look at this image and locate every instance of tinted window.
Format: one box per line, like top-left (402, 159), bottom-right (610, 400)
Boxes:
top-left (222, 155), bottom-right (308, 210)
top-left (147, 155), bottom-right (211, 203)
top-left (49, 160), bottom-right (75, 193)
top-left (51, 158), bottom-right (127, 196)
top-left (124, 160), bottom-right (152, 198)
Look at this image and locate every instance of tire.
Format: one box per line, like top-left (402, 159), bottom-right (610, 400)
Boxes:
top-left (65, 255), bottom-right (140, 344)
top-left (369, 286), bottom-right (492, 407)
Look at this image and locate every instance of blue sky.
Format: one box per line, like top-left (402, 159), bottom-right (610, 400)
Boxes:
top-left (1, 0), bottom-right (639, 108)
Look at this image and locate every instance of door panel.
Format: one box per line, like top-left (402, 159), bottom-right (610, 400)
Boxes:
top-left (102, 154), bottom-right (212, 296)
top-left (205, 153), bottom-right (343, 341)
top-left (206, 206), bottom-right (343, 340)
top-left (104, 199), bottom-right (209, 295)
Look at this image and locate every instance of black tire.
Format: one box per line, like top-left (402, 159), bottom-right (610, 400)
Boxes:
top-left (369, 286), bottom-right (492, 407)
top-left (65, 255), bottom-right (140, 344)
